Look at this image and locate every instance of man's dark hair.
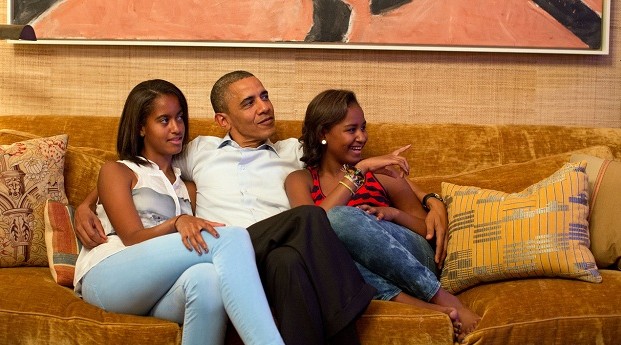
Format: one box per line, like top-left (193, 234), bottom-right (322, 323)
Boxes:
top-left (210, 70), bottom-right (255, 113)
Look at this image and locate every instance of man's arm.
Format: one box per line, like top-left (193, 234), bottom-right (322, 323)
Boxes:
top-left (407, 179), bottom-right (448, 269)
top-left (74, 188), bottom-right (107, 249)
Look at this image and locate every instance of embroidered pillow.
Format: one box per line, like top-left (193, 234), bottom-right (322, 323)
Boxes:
top-left (571, 154), bottom-right (621, 269)
top-left (0, 134), bottom-right (68, 267)
top-left (44, 199), bottom-right (81, 287)
top-left (440, 161), bottom-right (601, 294)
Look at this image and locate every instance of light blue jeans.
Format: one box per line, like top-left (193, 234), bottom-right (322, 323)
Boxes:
top-left (81, 227), bottom-right (284, 345)
top-left (327, 206), bottom-right (441, 302)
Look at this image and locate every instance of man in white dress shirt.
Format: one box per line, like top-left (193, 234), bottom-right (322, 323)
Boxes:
top-left (75, 71), bottom-right (376, 345)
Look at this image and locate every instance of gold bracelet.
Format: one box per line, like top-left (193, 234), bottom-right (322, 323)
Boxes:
top-left (338, 181), bottom-right (356, 196)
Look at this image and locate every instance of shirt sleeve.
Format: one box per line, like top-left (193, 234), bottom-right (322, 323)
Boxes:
top-left (276, 137), bottom-right (305, 169)
top-left (294, 142), bottom-right (304, 169)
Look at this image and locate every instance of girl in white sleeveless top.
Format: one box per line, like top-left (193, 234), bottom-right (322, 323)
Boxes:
top-left (74, 79), bottom-right (283, 345)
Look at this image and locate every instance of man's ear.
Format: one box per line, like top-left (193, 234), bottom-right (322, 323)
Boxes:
top-left (214, 113), bottom-right (230, 130)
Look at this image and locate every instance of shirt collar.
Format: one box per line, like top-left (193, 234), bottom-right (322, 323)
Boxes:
top-left (217, 133), bottom-right (279, 155)
top-left (140, 156), bottom-right (182, 179)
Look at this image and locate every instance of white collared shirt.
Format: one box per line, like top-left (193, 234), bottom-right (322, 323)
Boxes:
top-left (176, 134), bottom-right (303, 228)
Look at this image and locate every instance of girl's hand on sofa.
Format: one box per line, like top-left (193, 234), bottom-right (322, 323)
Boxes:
top-left (74, 201), bottom-right (107, 249)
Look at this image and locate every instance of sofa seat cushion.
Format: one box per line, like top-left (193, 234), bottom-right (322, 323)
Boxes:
top-left (0, 267), bottom-right (181, 345)
top-left (356, 300), bottom-right (454, 345)
top-left (458, 269), bottom-right (621, 345)
top-left (0, 268), bottom-right (457, 345)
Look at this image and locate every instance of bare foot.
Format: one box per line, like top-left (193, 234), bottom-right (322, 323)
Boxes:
top-left (391, 292), bottom-right (462, 339)
top-left (429, 288), bottom-right (481, 343)
top-left (455, 306), bottom-right (480, 343)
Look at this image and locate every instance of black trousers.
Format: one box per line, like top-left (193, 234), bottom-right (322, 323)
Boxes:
top-left (247, 205), bottom-right (376, 345)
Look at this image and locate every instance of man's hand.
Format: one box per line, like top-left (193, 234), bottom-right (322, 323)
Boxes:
top-left (74, 202), bottom-right (107, 249)
top-left (424, 198), bottom-right (448, 269)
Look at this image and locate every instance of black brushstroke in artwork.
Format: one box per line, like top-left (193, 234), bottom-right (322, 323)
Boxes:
top-left (12, 0), bottom-right (60, 24)
top-left (532, 0), bottom-right (602, 49)
top-left (305, 0), bottom-right (353, 42)
top-left (370, 0), bottom-right (413, 15)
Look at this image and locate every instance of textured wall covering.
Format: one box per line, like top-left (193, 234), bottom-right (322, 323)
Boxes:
top-left (0, 1), bottom-right (619, 127)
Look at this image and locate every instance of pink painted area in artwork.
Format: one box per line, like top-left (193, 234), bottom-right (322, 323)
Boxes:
top-left (31, 0), bottom-right (600, 49)
top-left (33, 0), bottom-right (313, 41)
top-left (345, 0), bottom-right (588, 48)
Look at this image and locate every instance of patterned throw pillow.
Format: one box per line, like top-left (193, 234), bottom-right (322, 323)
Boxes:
top-left (44, 199), bottom-right (81, 287)
top-left (0, 134), bottom-right (68, 267)
top-left (440, 161), bottom-right (601, 294)
top-left (571, 154), bottom-right (621, 269)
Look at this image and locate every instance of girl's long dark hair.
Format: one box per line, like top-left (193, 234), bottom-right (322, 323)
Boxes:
top-left (117, 79), bottom-right (189, 166)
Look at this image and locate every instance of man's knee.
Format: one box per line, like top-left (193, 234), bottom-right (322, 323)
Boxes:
top-left (290, 204), bottom-right (326, 219)
top-left (264, 247), bottom-right (305, 276)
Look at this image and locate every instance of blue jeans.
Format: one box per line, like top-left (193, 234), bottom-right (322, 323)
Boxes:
top-left (81, 227), bottom-right (284, 345)
top-left (327, 206), bottom-right (441, 301)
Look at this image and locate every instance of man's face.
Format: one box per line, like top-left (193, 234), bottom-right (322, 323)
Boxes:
top-left (218, 76), bottom-right (276, 148)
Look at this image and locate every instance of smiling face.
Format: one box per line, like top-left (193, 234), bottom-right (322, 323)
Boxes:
top-left (215, 76), bottom-right (276, 148)
top-left (140, 93), bottom-right (185, 163)
top-left (322, 102), bottom-right (368, 166)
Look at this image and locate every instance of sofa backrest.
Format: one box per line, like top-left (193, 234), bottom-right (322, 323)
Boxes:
top-left (1, 115), bottom-right (620, 205)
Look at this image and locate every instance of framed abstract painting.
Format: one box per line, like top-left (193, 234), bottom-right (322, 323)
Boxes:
top-left (8, 0), bottom-right (611, 54)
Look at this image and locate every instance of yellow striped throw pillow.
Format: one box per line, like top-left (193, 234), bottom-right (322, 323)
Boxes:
top-left (440, 161), bottom-right (601, 294)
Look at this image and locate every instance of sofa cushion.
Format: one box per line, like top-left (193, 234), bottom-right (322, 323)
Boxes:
top-left (0, 129), bottom-right (41, 144)
top-left (440, 161), bottom-right (601, 294)
top-left (458, 269), bottom-right (621, 344)
top-left (571, 154), bottom-right (621, 269)
top-left (44, 200), bottom-right (81, 287)
top-left (0, 267), bottom-right (456, 345)
top-left (0, 267), bottom-right (182, 344)
top-left (0, 134), bottom-right (68, 268)
top-left (412, 145), bottom-right (614, 194)
top-left (356, 301), bottom-right (454, 345)
top-left (63, 145), bottom-right (113, 206)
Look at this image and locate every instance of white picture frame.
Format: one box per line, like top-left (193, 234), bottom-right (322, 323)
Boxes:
top-left (7, 0), bottom-right (611, 55)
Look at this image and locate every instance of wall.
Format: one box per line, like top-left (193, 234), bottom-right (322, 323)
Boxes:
top-left (1, 1), bottom-right (619, 127)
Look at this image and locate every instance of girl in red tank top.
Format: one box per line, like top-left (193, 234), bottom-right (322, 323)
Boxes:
top-left (284, 89), bottom-right (481, 341)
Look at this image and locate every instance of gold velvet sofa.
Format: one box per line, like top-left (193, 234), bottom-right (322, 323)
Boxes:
top-left (1, 115), bottom-right (620, 345)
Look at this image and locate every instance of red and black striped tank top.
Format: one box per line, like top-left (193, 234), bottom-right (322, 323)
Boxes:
top-left (308, 166), bottom-right (391, 207)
